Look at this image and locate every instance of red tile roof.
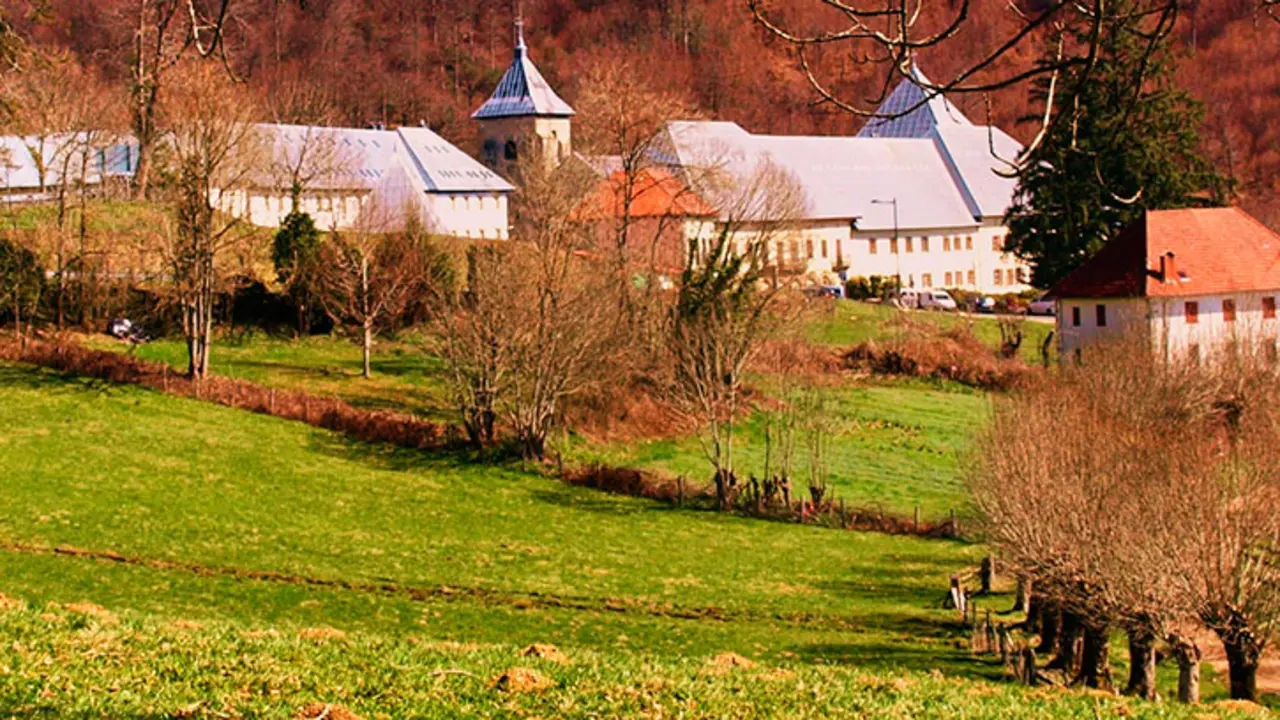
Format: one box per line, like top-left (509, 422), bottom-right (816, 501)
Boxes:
top-left (572, 168), bottom-right (717, 221)
top-left (1050, 207), bottom-right (1280, 299)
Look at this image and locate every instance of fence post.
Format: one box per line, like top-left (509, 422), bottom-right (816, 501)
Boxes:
top-left (949, 508), bottom-right (958, 537)
top-left (914, 505), bottom-right (920, 531)
top-left (677, 477), bottom-right (685, 507)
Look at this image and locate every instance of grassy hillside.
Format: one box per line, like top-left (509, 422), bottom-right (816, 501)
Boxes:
top-left (0, 601), bottom-right (1260, 719)
top-left (0, 361), bottom-right (1255, 714)
top-left (84, 328), bottom-right (987, 518)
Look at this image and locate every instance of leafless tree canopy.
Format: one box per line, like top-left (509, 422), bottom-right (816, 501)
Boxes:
top-left (970, 333), bottom-right (1280, 701)
top-left (156, 60), bottom-right (264, 379)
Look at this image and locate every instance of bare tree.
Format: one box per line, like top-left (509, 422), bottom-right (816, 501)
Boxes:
top-left (1, 48), bottom-right (123, 328)
top-left (129, 0), bottom-right (236, 198)
top-left (316, 203), bottom-right (426, 379)
top-left (433, 242), bottom-right (515, 449)
top-left (971, 333), bottom-right (1280, 703)
top-left (157, 60), bottom-right (264, 379)
top-left (503, 158), bottom-right (618, 460)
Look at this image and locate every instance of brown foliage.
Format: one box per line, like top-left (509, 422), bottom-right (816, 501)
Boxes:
top-left (0, 337), bottom-right (450, 450)
top-left (842, 323), bottom-right (1032, 391)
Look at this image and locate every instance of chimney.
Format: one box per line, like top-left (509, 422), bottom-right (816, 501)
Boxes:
top-left (1161, 251), bottom-right (1177, 283)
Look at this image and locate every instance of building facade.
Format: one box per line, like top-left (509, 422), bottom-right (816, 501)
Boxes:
top-left (650, 67), bottom-right (1032, 294)
top-left (1050, 207), bottom-right (1280, 361)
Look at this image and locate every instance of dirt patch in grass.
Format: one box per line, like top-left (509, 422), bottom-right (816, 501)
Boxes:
top-left (491, 666), bottom-right (554, 693)
top-left (296, 702), bottom-right (365, 720)
top-left (522, 643), bottom-right (570, 664)
top-left (711, 652), bottom-right (756, 669)
top-left (62, 602), bottom-right (118, 624)
top-left (298, 626), bottom-right (348, 641)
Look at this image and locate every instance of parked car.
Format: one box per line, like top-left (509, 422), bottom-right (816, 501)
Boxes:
top-left (1027, 294), bottom-right (1056, 316)
top-left (920, 290), bottom-right (958, 311)
top-left (108, 318), bottom-right (150, 344)
top-left (897, 288), bottom-right (921, 309)
top-left (974, 296), bottom-right (997, 314)
top-left (819, 285), bottom-right (844, 299)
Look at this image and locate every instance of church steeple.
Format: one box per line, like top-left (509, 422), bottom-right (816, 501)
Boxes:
top-left (473, 10), bottom-right (574, 175)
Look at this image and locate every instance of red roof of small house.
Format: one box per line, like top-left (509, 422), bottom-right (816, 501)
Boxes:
top-left (572, 168), bottom-right (717, 221)
top-left (1049, 207), bottom-right (1280, 299)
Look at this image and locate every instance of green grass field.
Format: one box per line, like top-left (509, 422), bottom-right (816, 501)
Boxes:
top-left (0, 361), bottom-right (1255, 715)
top-left (84, 304), bottom-right (1007, 519)
top-left (804, 299), bottom-right (1054, 362)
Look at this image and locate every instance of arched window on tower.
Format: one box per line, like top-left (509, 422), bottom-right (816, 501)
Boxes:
top-left (503, 139), bottom-right (518, 162)
top-left (483, 139), bottom-right (498, 165)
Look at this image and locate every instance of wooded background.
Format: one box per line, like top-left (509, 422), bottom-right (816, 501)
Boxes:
top-left (5, 0), bottom-right (1277, 224)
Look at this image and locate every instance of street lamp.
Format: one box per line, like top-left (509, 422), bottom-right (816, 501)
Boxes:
top-left (871, 198), bottom-right (900, 288)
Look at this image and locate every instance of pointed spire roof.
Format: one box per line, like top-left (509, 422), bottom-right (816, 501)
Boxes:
top-left (857, 64), bottom-right (971, 138)
top-left (472, 17), bottom-right (574, 120)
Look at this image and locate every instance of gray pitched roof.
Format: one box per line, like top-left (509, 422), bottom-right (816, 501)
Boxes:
top-left (472, 26), bottom-right (574, 120)
top-left (259, 123), bottom-right (512, 194)
top-left (858, 64), bottom-right (1025, 219)
top-left (857, 65), bottom-right (972, 138)
top-left (661, 121), bottom-right (979, 231)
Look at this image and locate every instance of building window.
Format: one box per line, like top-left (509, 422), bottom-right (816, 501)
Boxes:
top-left (922, 273), bottom-right (932, 287)
top-left (967, 270), bottom-right (975, 285)
top-left (1072, 306), bottom-right (1081, 327)
top-left (1265, 296), bottom-right (1276, 320)
top-left (869, 238), bottom-right (877, 255)
top-left (905, 237), bottom-right (914, 253)
top-left (1006, 269), bottom-right (1015, 286)
top-left (790, 240), bottom-right (800, 262)
top-left (1185, 301), bottom-right (1199, 324)
top-left (992, 237), bottom-right (1001, 252)
top-left (944, 272), bottom-right (952, 286)
top-left (966, 236), bottom-right (973, 250)
top-left (890, 238), bottom-right (898, 254)
top-left (821, 239), bottom-right (829, 259)
top-left (806, 239), bottom-right (814, 259)
top-left (921, 237), bottom-right (929, 252)
top-left (1223, 298), bottom-right (1237, 323)
top-left (994, 269), bottom-right (1003, 286)
top-left (835, 240), bottom-right (843, 265)
top-left (943, 237), bottom-right (951, 252)
top-left (955, 269), bottom-right (963, 285)
top-left (1096, 304), bottom-right (1107, 327)
top-left (907, 274), bottom-right (915, 288)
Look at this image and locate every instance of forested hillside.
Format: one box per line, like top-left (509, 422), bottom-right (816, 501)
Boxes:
top-left (8, 0), bottom-right (1279, 223)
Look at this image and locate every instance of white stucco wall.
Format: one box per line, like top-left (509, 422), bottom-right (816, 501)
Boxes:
top-left (683, 217), bottom-right (1032, 293)
top-left (1057, 291), bottom-right (1280, 361)
top-left (216, 187), bottom-right (510, 239)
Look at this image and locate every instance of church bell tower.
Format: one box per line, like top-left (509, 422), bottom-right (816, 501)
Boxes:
top-left (472, 15), bottom-right (574, 178)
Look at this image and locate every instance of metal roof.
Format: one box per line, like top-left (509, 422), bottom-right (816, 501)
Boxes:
top-left (258, 123), bottom-right (512, 194)
top-left (854, 64), bottom-right (1025, 219)
top-left (858, 65), bottom-right (972, 139)
top-left (0, 133), bottom-right (116, 190)
top-left (472, 25), bottom-right (574, 120)
top-left (661, 120), bottom-right (980, 231)
top-left (396, 126), bottom-right (513, 192)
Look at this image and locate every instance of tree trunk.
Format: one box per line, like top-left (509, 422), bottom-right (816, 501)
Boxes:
top-left (1221, 633), bottom-right (1261, 702)
top-left (1046, 609), bottom-right (1081, 673)
top-left (1171, 635), bottom-right (1201, 704)
top-left (1075, 622), bottom-right (1112, 690)
top-left (1036, 600), bottom-right (1062, 654)
top-left (1014, 578), bottom-right (1032, 615)
top-left (1124, 628), bottom-right (1158, 700)
top-left (979, 556), bottom-right (995, 595)
top-left (361, 321), bottom-right (372, 378)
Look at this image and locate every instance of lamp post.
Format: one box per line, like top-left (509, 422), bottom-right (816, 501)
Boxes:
top-left (871, 198), bottom-right (900, 288)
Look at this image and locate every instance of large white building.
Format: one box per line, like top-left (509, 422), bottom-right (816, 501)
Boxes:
top-left (649, 66), bottom-right (1031, 294)
top-left (225, 124), bottom-right (514, 238)
top-left (1050, 207), bottom-right (1280, 362)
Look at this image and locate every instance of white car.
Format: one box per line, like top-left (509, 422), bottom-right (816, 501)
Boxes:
top-left (921, 290), bottom-right (958, 311)
top-left (1028, 295), bottom-right (1056, 316)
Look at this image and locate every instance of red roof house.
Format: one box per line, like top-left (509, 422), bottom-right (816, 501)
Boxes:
top-left (1051, 207), bottom-right (1280, 360)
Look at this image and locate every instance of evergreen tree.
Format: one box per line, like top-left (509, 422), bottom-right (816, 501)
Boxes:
top-left (1005, 13), bottom-right (1230, 289)
top-left (272, 210), bottom-right (322, 335)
